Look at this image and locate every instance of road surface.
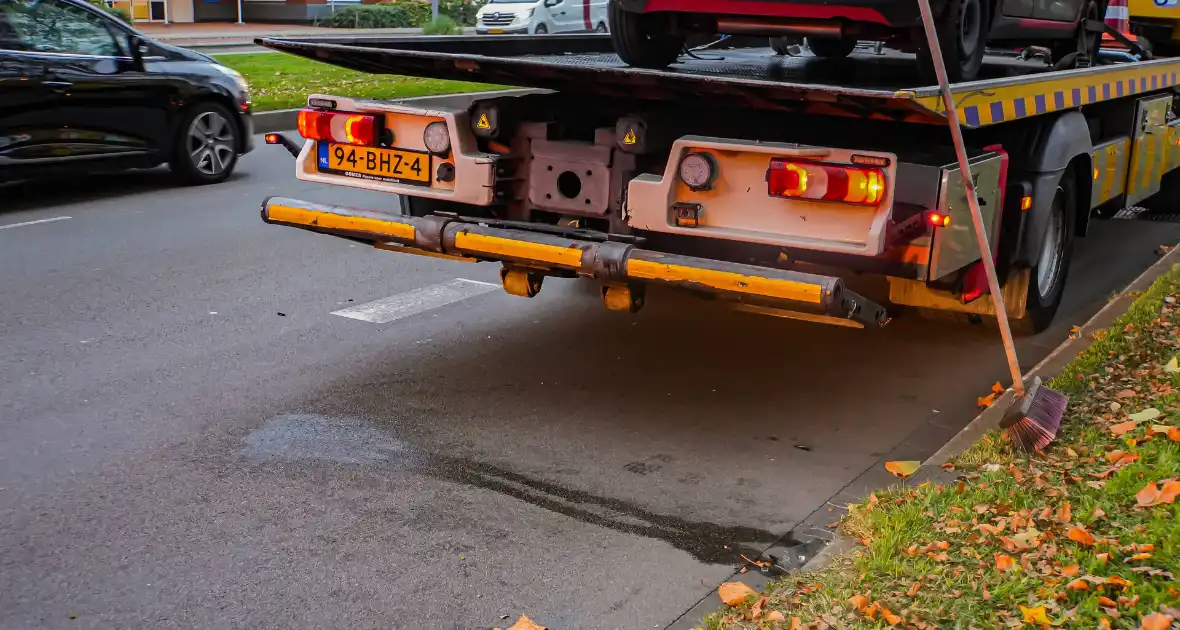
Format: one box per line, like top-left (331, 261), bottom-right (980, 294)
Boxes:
top-left (1, 137), bottom-right (1175, 629)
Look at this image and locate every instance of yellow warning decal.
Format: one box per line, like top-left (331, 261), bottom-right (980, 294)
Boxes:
top-left (476, 113), bottom-right (491, 129)
top-left (622, 128), bottom-right (637, 145)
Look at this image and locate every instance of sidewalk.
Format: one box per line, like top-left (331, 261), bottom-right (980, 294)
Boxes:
top-left (136, 22), bottom-right (471, 49)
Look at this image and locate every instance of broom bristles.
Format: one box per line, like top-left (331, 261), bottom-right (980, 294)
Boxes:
top-left (1002, 378), bottom-right (1069, 453)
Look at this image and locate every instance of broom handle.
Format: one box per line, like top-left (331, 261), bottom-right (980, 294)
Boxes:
top-left (914, 0), bottom-right (1027, 397)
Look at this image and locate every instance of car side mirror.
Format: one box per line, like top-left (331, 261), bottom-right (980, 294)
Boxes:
top-left (128, 34), bottom-right (148, 67)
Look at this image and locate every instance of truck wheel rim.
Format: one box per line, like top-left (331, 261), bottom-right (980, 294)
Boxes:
top-left (188, 111), bottom-right (235, 177)
top-left (1037, 194), bottom-right (1065, 298)
top-left (959, 0), bottom-right (982, 59)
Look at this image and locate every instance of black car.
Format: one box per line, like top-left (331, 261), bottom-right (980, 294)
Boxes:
top-left (0, 0), bottom-right (253, 185)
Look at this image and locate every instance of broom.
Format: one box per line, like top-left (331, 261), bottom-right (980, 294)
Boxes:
top-left (913, 0), bottom-right (1069, 452)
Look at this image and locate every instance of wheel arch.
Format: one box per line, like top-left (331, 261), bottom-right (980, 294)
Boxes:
top-left (1015, 110), bottom-right (1093, 266)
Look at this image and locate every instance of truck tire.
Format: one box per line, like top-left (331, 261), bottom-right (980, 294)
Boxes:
top-left (807, 37), bottom-right (858, 58)
top-left (1012, 171), bottom-right (1075, 335)
top-left (608, 2), bottom-right (684, 68)
top-left (916, 0), bottom-right (987, 83)
top-left (770, 36), bottom-right (800, 55)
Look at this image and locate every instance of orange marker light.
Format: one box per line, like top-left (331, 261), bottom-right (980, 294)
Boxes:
top-left (1020, 196), bottom-right (1032, 211)
top-left (1175, 137), bottom-right (1180, 147)
top-left (927, 212), bottom-right (951, 227)
top-left (1094, 167), bottom-right (1100, 180)
top-left (265, 133), bottom-right (281, 144)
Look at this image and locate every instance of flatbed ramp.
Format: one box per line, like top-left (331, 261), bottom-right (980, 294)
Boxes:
top-left (259, 34), bottom-right (1180, 128)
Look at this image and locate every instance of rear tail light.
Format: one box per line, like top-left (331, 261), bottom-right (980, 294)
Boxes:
top-left (767, 158), bottom-right (886, 206)
top-left (296, 109), bottom-right (380, 147)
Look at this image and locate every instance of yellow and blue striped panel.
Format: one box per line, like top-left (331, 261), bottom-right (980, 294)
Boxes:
top-left (904, 63), bottom-right (1180, 128)
top-left (1090, 137), bottom-right (1130, 210)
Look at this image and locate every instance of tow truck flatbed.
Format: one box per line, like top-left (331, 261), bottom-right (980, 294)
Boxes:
top-left (258, 34), bottom-right (1180, 127)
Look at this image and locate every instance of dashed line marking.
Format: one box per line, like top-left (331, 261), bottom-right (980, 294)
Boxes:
top-left (0, 216), bottom-right (72, 230)
top-left (331, 278), bottom-right (500, 324)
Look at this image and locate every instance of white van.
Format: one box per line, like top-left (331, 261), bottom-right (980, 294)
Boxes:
top-left (475, 0), bottom-right (608, 35)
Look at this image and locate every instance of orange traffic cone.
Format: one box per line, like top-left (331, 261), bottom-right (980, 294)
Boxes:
top-left (1100, 0), bottom-right (1141, 51)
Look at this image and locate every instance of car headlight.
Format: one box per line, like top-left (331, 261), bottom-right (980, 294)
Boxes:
top-left (526, 7), bottom-right (535, 17)
top-left (211, 64), bottom-right (250, 92)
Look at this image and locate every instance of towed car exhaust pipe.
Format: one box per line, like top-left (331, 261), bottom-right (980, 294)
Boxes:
top-left (261, 196), bottom-right (889, 328)
top-left (714, 16), bottom-right (846, 38)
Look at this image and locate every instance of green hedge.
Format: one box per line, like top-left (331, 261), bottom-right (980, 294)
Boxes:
top-left (319, 0), bottom-right (484, 28)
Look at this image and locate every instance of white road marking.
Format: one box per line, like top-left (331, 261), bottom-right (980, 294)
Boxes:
top-left (331, 278), bottom-right (500, 324)
top-left (0, 216), bottom-right (71, 231)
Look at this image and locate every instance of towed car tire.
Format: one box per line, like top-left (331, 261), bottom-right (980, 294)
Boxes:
top-left (608, 2), bottom-right (684, 68)
top-left (171, 101), bottom-right (239, 185)
top-left (917, 0), bottom-right (987, 83)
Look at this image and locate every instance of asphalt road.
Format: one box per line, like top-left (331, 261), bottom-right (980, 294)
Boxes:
top-left (1, 137), bottom-right (1177, 630)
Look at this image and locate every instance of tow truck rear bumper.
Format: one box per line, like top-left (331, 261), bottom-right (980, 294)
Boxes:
top-left (261, 196), bottom-right (889, 328)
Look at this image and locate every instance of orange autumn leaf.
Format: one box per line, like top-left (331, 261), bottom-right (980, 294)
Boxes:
top-left (718, 582), bottom-right (758, 606)
top-left (506, 616), bottom-right (548, 630)
top-left (765, 610), bottom-right (786, 623)
top-left (884, 460), bottom-right (920, 479)
top-left (978, 393), bottom-right (997, 409)
top-left (927, 551), bottom-right (951, 561)
top-left (1066, 578), bottom-right (1089, 591)
top-left (1056, 501), bottom-right (1072, 523)
top-left (1107, 575), bottom-right (1132, 587)
top-left (1137, 482), bottom-right (1162, 507)
top-left (1098, 618), bottom-right (1112, 630)
top-left (1111, 421), bottom-right (1138, 436)
top-left (1158, 480), bottom-right (1180, 504)
top-left (1141, 612), bottom-right (1175, 630)
top-left (750, 596), bottom-right (766, 620)
top-left (907, 582), bottom-right (921, 597)
top-left (1098, 596), bottom-right (1117, 607)
top-left (881, 608), bottom-right (902, 625)
top-left (992, 381), bottom-right (1005, 395)
top-left (1129, 552), bottom-right (1153, 561)
top-left (848, 594), bottom-right (870, 611)
top-left (1067, 526), bottom-right (1096, 546)
top-left (995, 553), bottom-right (1016, 572)
top-left (1170, 426), bottom-right (1180, 442)
top-left (1097, 553), bottom-right (1110, 564)
top-left (1106, 450), bottom-right (1140, 466)
top-left (1061, 564), bottom-right (1080, 577)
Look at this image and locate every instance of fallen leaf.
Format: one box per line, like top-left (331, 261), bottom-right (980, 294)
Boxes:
top-left (750, 596), bottom-right (766, 620)
top-left (995, 553), bottom-right (1016, 572)
top-left (1067, 578), bottom-right (1089, 591)
top-left (885, 461), bottom-right (920, 479)
top-left (765, 610), bottom-right (786, 623)
top-left (1070, 325), bottom-right (1082, 339)
top-left (848, 594), bottom-right (870, 611)
top-left (1158, 480), bottom-right (1180, 504)
top-left (1098, 596), bottom-right (1117, 607)
top-left (1171, 427), bottom-right (1180, 443)
top-left (1099, 618), bottom-right (1112, 630)
top-left (1116, 389), bottom-right (1137, 399)
top-left (1093, 506), bottom-right (1107, 519)
top-left (1107, 575), bottom-right (1132, 587)
top-left (907, 582), bottom-right (921, 597)
top-left (506, 616), bottom-right (548, 630)
top-left (881, 607), bottom-right (902, 625)
top-left (1067, 526), bottom-right (1096, 547)
top-left (718, 582), bottom-right (758, 606)
top-left (1141, 613), bottom-right (1174, 630)
top-left (927, 551), bottom-right (951, 561)
top-left (1056, 501), bottom-right (1072, 523)
top-left (1151, 425), bottom-right (1173, 435)
top-left (1111, 421), bottom-right (1138, 436)
top-left (1061, 564), bottom-right (1080, 577)
top-left (1129, 553), bottom-right (1153, 561)
top-left (1129, 408), bottom-right (1162, 422)
top-left (978, 393), bottom-right (997, 409)
top-left (1137, 482), bottom-right (1162, 507)
top-left (1021, 605), bottom-right (1051, 624)
top-left (1166, 356), bottom-right (1180, 373)
top-left (992, 381), bottom-right (1006, 394)
top-left (1097, 553), bottom-right (1110, 565)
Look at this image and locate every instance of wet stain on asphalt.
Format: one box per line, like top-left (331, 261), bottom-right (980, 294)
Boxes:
top-left (242, 415), bottom-right (822, 567)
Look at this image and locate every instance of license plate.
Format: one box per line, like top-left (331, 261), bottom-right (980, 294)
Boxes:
top-left (489, 28), bottom-right (504, 33)
top-left (317, 142), bottom-right (430, 185)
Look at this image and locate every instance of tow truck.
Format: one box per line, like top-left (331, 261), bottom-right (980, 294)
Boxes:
top-left (258, 33), bottom-right (1180, 333)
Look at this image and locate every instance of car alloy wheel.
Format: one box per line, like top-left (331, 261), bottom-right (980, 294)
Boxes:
top-left (187, 110), bottom-right (236, 177)
top-left (957, 0), bottom-right (983, 61)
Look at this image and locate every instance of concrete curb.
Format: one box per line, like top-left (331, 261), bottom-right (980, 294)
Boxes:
top-left (665, 240), bottom-right (1180, 630)
top-left (249, 88), bottom-right (541, 135)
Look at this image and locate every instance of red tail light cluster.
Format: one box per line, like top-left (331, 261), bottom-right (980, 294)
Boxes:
top-left (297, 109), bottom-right (379, 146)
top-left (767, 158), bottom-right (886, 206)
